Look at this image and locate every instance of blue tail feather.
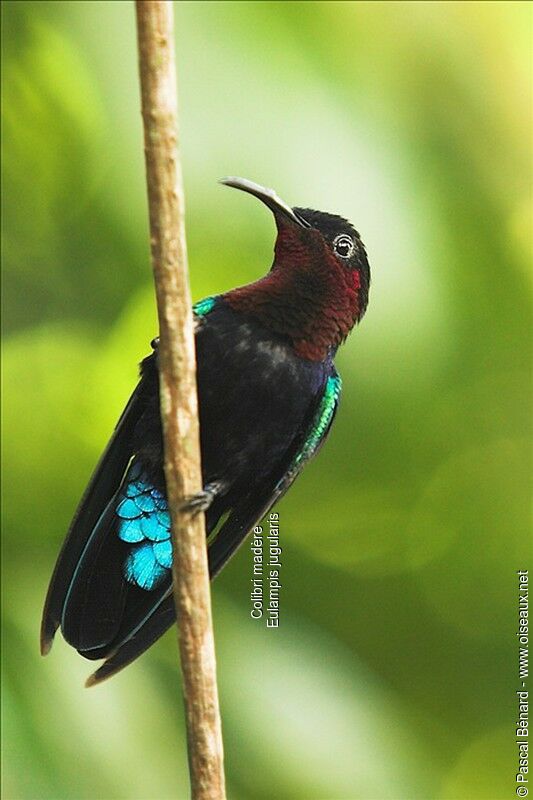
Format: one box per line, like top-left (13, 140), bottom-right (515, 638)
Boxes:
top-left (152, 540), bottom-right (173, 569)
top-left (124, 543), bottom-right (168, 590)
top-left (116, 463), bottom-right (172, 590)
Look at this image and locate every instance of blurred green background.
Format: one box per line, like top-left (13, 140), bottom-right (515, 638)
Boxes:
top-left (2, 1), bottom-right (531, 798)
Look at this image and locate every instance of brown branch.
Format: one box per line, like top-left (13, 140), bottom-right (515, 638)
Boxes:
top-left (135, 3), bottom-right (226, 798)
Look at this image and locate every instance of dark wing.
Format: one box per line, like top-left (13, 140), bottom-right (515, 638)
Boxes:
top-left (208, 369), bottom-right (342, 577)
top-left (40, 383), bottom-right (146, 654)
top-left (86, 369), bottom-right (342, 685)
top-left (42, 298), bottom-right (220, 673)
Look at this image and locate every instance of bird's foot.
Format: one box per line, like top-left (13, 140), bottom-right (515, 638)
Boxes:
top-left (178, 482), bottom-right (223, 515)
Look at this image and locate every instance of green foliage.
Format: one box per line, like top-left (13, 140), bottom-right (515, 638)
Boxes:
top-left (2, 2), bottom-right (530, 798)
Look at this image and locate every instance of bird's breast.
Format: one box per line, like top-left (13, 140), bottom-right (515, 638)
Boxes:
top-left (195, 302), bottom-right (328, 487)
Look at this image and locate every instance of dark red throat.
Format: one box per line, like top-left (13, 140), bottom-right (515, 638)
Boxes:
top-left (225, 226), bottom-right (365, 361)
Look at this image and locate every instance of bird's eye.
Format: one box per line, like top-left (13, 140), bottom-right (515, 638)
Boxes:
top-left (333, 234), bottom-right (354, 259)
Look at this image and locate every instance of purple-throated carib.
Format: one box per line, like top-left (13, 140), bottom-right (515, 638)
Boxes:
top-left (41, 178), bottom-right (370, 685)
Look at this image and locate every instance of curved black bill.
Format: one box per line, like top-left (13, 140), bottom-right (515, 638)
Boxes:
top-left (220, 177), bottom-right (310, 228)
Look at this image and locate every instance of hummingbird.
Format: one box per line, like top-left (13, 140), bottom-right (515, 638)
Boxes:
top-left (41, 178), bottom-right (370, 686)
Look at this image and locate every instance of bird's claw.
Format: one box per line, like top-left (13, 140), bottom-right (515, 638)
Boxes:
top-left (178, 482), bottom-right (222, 515)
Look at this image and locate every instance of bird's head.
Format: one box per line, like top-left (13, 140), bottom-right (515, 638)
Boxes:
top-left (221, 177), bottom-right (370, 361)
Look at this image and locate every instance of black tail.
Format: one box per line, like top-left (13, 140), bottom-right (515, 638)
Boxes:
top-left (42, 363), bottom-right (289, 685)
top-left (84, 594), bottom-right (175, 686)
top-left (40, 374), bottom-right (247, 685)
top-left (83, 488), bottom-right (286, 686)
top-left (41, 369), bottom-right (177, 668)
top-left (40, 385), bottom-right (145, 654)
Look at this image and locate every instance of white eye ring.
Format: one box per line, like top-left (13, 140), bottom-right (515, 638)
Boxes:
top-left (333, 234), bottom-right (354, 259)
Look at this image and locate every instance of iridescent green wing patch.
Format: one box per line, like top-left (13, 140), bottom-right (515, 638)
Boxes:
top-left (193, 296), bottom-right (217, 318)
top-left (206, 370), bottom-right (342, 578)
top-left (276, 371), bottom-right (342, 493)
top-left (295, 373), bottom-right (342, 466)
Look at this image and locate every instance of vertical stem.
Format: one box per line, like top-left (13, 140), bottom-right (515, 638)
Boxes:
top-left (135, 3), bottom-right (226, 798)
